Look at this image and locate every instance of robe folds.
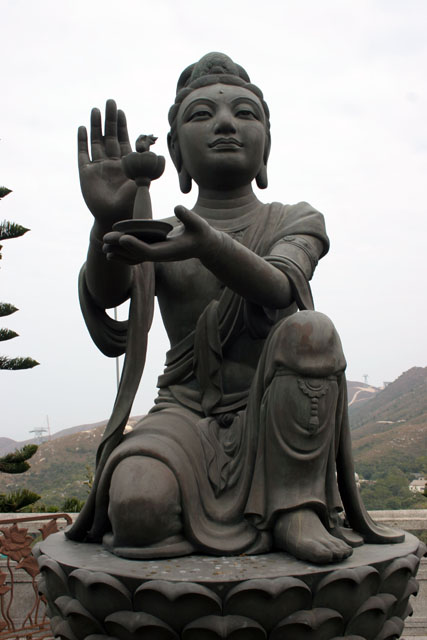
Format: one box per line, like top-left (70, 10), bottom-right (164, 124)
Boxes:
top-left (67, 202), bottom-right (403, 551)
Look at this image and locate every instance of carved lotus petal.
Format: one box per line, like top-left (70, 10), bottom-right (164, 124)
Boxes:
top-left (38, 555), bottom-right (69, 616)
top-left (69, 568), bottom-right (132, 621)
top-left (133, 579), bottom-right (221, 632)
top-left (393, 577), bottom-right (419, 619)
top-left (105, 610), bottom-right (178, 640)
top-left (375, 616), bottom-right (404, 640)
top-left (50, 616), bottom-right (80, 640)
top-left (55, 595), bottom-right (105, 640)
top-left (182, 614), bottom-right (266, 639)
top-left (270, 607), bottom-right (343, 640)
top-left (224, 576), bottom-right (312, 631)
top-left (414, 541), bottom-right (426, 560)
top-left (121, 151), bottom-right (165, 182)
top-left (345, 594), bottom-right (396, 640)
top-left (380, 555), bottom-right (420, 599)
top-left (314, 565), bottom-right (380, 624)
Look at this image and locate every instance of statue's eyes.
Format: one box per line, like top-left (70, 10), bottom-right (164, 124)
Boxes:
top-left (236, 108), bottom-right (258, 120)
top-left (187, 109), bottom-right (212, 121)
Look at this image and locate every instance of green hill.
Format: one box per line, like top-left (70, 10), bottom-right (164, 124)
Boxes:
top-left (350, 366), bottom-right (427, 478)
top-left (0, 368), bottom-right (425, 510)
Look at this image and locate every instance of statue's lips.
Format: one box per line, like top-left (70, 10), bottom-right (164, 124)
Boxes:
top-left (208, 138), bottom-right (243, 149)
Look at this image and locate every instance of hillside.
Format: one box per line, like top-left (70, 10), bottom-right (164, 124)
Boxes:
top-left (0, 418), bottom-right (112, 456)
top-left (350, 367), bottom-right (427, 476)
top-left (0, 369), bottom-right (425, 506)
top-left (0, 417), bottom-right (142, 506)
top-left (347, 381), bottom-right (380, 407)
top-left (350, 367), bottom-right (427, 433)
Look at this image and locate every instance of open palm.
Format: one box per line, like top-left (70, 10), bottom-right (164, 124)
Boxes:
top-left (78, 99), bottom-right (137, 226)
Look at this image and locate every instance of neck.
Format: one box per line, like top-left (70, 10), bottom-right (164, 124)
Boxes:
top-left (193, 186), bottom-right (261, 219)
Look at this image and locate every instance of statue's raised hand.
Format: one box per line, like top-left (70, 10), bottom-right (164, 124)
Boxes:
top-left (78, 100), bottom-right (136, 227)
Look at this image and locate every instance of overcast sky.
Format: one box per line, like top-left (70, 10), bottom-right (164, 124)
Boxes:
top-left (1, 0), bottom-right (426, 441)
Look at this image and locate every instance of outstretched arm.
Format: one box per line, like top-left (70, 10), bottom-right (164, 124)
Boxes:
top-left (78, 100), bottom-right (136, 309)
top-left (103, 206), bottom-right (323, 310)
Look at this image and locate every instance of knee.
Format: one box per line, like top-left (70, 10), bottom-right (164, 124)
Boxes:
top-left (269, 311), bottom-right (346, 377)
top-left (108, 456), bottom-right (182, 546)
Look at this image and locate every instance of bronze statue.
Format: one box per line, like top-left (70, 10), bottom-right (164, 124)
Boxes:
top-left (67, 52), bottom-right (402, 563)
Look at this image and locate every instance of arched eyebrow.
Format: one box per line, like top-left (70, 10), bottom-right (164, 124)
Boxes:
top-left (180, 98), bottom-right (216, 121)
top-left (230, 96), bottom-right (264, 120)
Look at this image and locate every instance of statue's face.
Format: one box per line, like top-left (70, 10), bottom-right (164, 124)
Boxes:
top-left (176, 83), bottom-right (267, 190)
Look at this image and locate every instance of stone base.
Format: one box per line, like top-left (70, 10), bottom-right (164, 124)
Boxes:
top-left (36, 531), bottom-right (425, 640)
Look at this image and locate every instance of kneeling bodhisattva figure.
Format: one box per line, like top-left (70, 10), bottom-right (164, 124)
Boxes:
top-left (67, 52), bottom-right (403, 564)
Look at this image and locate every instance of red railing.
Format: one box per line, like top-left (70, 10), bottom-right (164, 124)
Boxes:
top-left (0, 514), bottom-right (72, 640)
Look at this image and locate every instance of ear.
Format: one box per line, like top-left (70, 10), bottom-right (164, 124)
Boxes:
top-left (179, 168), bottom-right (192, 193)
top-left (167, 132), bottom-right (181, 171)
top-left (256, 166), bottom-right (268, 189)
top-left (167, 132), bottom-right (192, 193)
top-left (256, 133), bottom-right (271, 190)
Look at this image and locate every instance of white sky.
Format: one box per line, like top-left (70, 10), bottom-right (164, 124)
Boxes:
top-left (1, 0), bottom-right (426, 441)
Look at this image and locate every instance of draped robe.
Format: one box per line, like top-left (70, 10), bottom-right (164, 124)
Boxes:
top-left (67, 202), bottom-right (403, 552)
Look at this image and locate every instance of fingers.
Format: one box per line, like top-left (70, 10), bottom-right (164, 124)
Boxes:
top-left (103, 231), bottom-right (123, 244)
top-left (77, 126), bottom-right (90, 168)
top-left (89, 100), bottom-right (123, 161)
top-left (118, 234), bottom-right (186, 262)
top-left (118, 110), bottom-right (132, 156)
top-left (103, 234), bottom-right (150, 265)
top-left (90, 108), bottom-right (105, 161)
top-left (104, 99), bottom-right (121, 157)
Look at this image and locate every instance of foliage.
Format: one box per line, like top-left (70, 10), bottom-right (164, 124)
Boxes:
top-left (0, 187), bottom-right (12, 199)
top-left (61, 496), bottom-right (85, 512)
top-left (359, 467), bottom-right (427, 510)
top-left (0, 488), bottom-right (41, 512)
top-left (0, 219), bottom-right (29, 241)
top-left (0, 185), bottom-right (39, 370)
top-left (28, 495), bottom-right (84, 513)
top-left (0, 328), bottom-right (18, 341)
top-left (0, 302), bottom-right (18, 316)
top-left (0, 355), bottom-right (40, 369)
top-left (83, 464), bottom-right (94, 493)
top-left (356, 453), bottom-right (427, 481)
top-left (0, 444), bottom-right (38, 474)
top-left (27, 502), bottom-right (59, 513)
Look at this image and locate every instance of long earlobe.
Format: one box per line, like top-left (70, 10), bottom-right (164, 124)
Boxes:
top-left (179, 168), bottom-right (192, 193)
top-left (256, 165), bottom-right (268, 189)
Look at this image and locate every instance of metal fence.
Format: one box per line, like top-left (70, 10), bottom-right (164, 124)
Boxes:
top-left (0, 514), bottom-right (71, 640)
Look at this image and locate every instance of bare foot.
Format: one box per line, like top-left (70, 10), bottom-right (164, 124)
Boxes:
top-left (273, 509), bottom-right (353, 564)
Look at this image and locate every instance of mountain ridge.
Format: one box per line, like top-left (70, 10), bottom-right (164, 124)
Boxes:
top-left (0, 367), bottom-right (425, 505)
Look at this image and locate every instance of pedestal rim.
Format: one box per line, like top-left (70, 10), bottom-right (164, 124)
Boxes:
top-left (38, 529), bottom-right (419, 584)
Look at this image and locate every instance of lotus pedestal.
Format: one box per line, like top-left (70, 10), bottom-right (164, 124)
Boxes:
top-left (36, 531), bottom-right (425, 640)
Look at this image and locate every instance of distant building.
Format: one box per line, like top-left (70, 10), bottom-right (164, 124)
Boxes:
top-left (409, 478), bottom-right (426, 493)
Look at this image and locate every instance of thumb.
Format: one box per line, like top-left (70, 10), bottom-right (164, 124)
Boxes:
top-left (174, 205), bottom-right (202, 231)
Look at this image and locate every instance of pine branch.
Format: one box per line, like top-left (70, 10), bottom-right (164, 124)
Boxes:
top-left (0, 328), bottom-right (18, 341)
top-left (0, 445), bottom-right (38, 475)
top-left (0, 220), bottom-right (29, 241)
top-left (0, 488), bottom-right (41, 511)
top-left (0, 187), bottom-right (12, 200)
top-left (0, 356), bottom-right (39, 370)
top-left (0, 303), bottom-right (18, 317)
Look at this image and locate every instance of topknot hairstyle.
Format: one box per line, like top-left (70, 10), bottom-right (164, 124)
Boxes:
top-left (168, 52), bottom-right (271, 145)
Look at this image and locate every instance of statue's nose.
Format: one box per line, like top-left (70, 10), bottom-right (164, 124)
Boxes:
top-left (213, 108), bottom-right (237, 134)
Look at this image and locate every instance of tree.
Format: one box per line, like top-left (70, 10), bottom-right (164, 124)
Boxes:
top-left (0, 488), bottom-right (41, 512)
top-left (0, 444), bottom-right (40, 511)
top-left (0, 444), bottom-right (38, 474)
top-left (0, 186), bottom-right (39, 370)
